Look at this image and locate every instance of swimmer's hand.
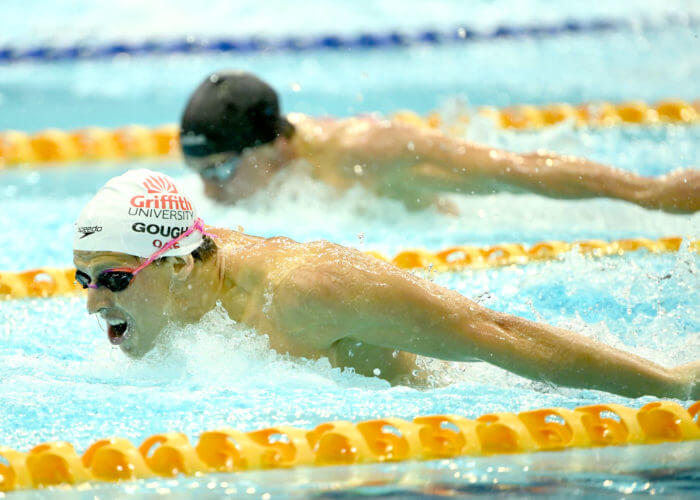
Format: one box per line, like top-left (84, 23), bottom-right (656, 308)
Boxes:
top-left (671, 360), bottom-right (700, 399)
top-left (435, 197), bottom-right (460, 216)
top-left (641, 169), bottom-right (700, 214)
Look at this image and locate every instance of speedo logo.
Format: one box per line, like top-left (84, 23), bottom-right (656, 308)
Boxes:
top-left (132, 222), bottom-right (189, 238)
top-left (78, 226), bottom-right (102, 239)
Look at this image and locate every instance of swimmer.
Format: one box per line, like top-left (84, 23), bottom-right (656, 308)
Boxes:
top-left (180, 70), bottom-right (699, 213)
top-left (73, 169), bottom-right (699, 399)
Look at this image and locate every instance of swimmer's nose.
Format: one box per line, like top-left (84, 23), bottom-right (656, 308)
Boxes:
top-left (86, 287), bottom-right (114, 314)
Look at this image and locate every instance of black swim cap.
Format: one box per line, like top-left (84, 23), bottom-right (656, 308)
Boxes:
top-left (180, 71), bottom-right (293, 158)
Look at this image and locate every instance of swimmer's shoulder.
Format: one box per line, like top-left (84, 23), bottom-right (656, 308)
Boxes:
top-left (220, 233), bottom-right (307, 268)
top-left (213, 231), bottom-right (289, 293)
top-left (288, 113), bottom-right (383, 141)
top-left (231, 235), bottom-right (341, 274)
top-left (206, 226), bottom-right (264, 246)
top-left (218, 230), bottom-right (368, 273)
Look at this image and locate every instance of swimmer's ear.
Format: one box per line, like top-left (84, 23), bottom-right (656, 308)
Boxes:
top-left (171, 255), bottom-right (195, 283)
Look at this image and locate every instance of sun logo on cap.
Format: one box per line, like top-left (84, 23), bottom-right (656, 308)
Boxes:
top-left (142, 175), bottom-right (178, 194)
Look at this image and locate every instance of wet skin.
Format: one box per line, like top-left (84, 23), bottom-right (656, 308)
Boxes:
top-left (75, 228), bottom-right (700, 398)
top-left (187, 114), bottom-right (700, 213)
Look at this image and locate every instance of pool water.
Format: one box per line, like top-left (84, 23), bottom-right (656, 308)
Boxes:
top-left (1, 0), bottom-right (699, 497)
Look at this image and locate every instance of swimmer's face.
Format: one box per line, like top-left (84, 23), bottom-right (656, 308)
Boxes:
top-left (184, 142), bottom-right (284, 202)
top-left (73, 251), bottom-right (181, 358)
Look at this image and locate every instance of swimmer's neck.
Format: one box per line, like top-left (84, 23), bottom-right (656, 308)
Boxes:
top-left (172, 251), bottom-right (229, 323)
top-left (275, 136), bottom-right (298, 165)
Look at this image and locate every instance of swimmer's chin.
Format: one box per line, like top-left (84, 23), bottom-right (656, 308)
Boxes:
top-left (119, 331), bottom-right (173, 359)
top-left (117, 334), bottom-right (152, 359)
top-left (119, 343), bottom-right (143, 358)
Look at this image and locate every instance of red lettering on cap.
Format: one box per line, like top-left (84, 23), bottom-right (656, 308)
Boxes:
top-left (152, 239), bottom-right (180, 249)
top-left (143, 175), bottom-right (178, 194)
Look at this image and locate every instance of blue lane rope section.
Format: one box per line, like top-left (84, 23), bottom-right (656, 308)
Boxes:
top-left (0, 15), bottom-right (696, 64)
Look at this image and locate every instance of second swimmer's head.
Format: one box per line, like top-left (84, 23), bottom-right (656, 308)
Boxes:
top-left (180, 71), bottom-right (295, 190)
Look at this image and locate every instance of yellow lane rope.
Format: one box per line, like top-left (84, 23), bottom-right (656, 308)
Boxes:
top-left (1, 99), bottom-right (697, 168)
top-left (396, 98), bottom-right (700, 133)
top-left (0, 124), bottom-right (180, 168)
top-left (1, 236), bottom-right (696, 301)
top-left (1, 400), bottom-right (698, 492)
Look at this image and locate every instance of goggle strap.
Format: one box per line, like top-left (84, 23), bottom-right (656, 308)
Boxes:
top-left (131, 218), bottom-right (217, 276)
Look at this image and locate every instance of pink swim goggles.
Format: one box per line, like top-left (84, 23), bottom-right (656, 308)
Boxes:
top-left (75, 218), bottom-right (216, 293)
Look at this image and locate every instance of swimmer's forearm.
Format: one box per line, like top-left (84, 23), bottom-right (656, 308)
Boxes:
top-left (422, 141), bottom-right (648, 204)
top-left (493, 154), bottom-right (699, 212)
top-left (408, 306), bottom-right (681, 397)
top-left (340, 269), bottom-right (685, 398)
top-left (400, 127), bottom-right (699, 212)
top-left (493, 152), bottom-right (645, 201)
top-left (454, 311), bottom-right (686, 398)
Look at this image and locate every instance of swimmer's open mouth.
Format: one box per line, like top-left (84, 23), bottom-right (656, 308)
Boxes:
top-left (106, 318), bottom-right (129, 345)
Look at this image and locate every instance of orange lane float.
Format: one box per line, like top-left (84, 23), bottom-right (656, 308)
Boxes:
top-left (0, 236), bottom-right (696, 301)
top-left (393, 98), bottom-right (700, 132)
top-left (1, 400), bottom-right (698, 492)
top-left (2, 99), bottom-right (698, 167)
top-left (0, 124), bottom-right (180, 167)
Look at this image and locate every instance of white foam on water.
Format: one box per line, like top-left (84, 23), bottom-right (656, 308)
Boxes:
top-left (72, 304), bottom-right (390, 393)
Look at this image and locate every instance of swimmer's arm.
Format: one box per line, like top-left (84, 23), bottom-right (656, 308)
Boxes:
top-left (292, 249), bottom-right (692, 398)
top-left (357, 122), bottom-right (699, 213)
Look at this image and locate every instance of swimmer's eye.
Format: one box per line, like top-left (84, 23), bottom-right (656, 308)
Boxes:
top-left (199, 155), bottom-right (241, 182)
top-left (96, 270), bottom-right (135, 293)
top-left (75, 270), bottom-right (92, 289)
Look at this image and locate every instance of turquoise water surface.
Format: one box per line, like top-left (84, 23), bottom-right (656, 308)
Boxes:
top-left (1, 0), bottom-right (699, 497)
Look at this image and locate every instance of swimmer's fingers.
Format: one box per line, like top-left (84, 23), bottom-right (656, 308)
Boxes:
top-left (434, 197), bottom-right (460, 216)
top-left (653, 169), bottom-right (700, 213)
top-left (671, 360), bottom-right (700, 399)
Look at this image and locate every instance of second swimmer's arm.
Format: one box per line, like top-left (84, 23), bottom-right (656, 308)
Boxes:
top-left (283, 246), bottom-right (692, 398)
top-left (365, 122), bottom-right (699, 213)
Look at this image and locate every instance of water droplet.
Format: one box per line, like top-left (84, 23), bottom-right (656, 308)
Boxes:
top-left (353, 164), bottom-right (364, 175)
top-left (407, 141), bottom-right (415, 151)
top-left (373, 368), bottom-right (381, 376)
top-left (291, 82), bottom-right (301, 92)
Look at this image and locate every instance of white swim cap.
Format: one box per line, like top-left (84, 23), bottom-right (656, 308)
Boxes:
top-left (74, 169), bottom-right (203, 257)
